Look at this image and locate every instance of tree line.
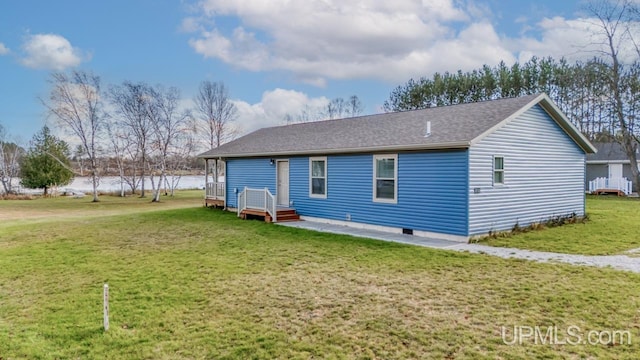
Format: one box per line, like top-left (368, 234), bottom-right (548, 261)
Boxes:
top-left (2, 73), bottom-right (366, 201)
top-left (284, 95), bottom-right (363, 124)
top-left (385, 0), bottom-right (640, 188)
top-left (384, 56), bottom-right (640, 140)
top-left (1, 73), bottom-right (240, 201)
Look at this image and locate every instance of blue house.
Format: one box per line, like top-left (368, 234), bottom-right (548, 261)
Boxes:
top-left (200, 93), bottom-right (596, 242)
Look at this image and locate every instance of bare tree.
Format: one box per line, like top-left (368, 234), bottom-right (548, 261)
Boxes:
top-left (105, 121), bottom-right (130, 197)
top-left (194, 80), bottom-right (237, 149)
top-left (0, 124), bottom-right (23, 194)
top-left (165, 133), bottom-right (196, 196)
top-left (347, 95), bottom-right (363, 117)
top-left (110, 82), bottom-right (154, 197)
top-left (325, 98), bottom-right (341, 119)
top-left (73, 144), bottom-right (86, 176)
top-left (586, 0), bottom-right (640, 188)
top-left (44, 71), bottom-right (104, 202)
top-left (326, 96), bottom-right (363, 119)
top-left (147, 85), bottom-right (190, 202)
top-left (283, 95), bottom-right (363, 125)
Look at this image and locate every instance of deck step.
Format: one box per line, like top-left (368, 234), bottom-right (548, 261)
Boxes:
top-left (240, 208), bottom-right (300, 223)
top-left (276, 213), bottom-right (300, 222)
top-left (276, 208), bottom-right (300, 222)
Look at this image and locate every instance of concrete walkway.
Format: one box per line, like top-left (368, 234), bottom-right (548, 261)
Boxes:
top-left (278, 220), bottom-right (640, 274)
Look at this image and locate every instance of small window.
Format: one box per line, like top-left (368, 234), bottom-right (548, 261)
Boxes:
top-left (309, 157), bottom-right (327, 198)
top-left (374, 154), bottom-right (397, 203)
top-left (493, 156), bottom-right (504, 185)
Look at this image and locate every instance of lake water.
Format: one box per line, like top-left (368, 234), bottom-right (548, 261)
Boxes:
top-left (7, 175), bottom-right (209, 194)
top-left (69, 175), bottom-right (208, 192)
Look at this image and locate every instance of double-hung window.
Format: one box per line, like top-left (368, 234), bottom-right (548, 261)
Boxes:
top-left (373, 154), bottom-right (397, 203)
top-left (309, 157), bottom-right (327, 198)
top-left (493, 156), bottom-right (504, 185)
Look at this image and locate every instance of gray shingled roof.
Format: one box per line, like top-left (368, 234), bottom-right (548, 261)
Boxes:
top-left (199, 93), bottom-right (592, 158)
top-left (587, 142), bottom-right (637, 162)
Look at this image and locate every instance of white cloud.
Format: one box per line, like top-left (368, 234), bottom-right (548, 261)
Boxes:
top-left (186, 0), bottom-right (640, 86)
top-left (20, 34), bottom-right (87, 70)
top-left (180, 17), bottom-right (203, 33)
top-left (189, 27), bottom-right (269, 71)
top-left (511, 16), bottom-right (640, 64)
top-left (232, 88), bottom-right (330, 134)
top-left (187, 0), bottom-right (516, 84)
top-left (0, 42), bottom-right (9, 55)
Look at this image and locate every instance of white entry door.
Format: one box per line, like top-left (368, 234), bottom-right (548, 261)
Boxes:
top-left (609, 164), bottom-right (623, 178)
top-left (277, 160), bottom-right (290, 206)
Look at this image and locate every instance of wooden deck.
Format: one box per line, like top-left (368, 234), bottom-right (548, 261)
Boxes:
top-left (591, 189), bottom-right (626, 196)
top-left (240, 208), bottom-right (300, 223)
top-left (204, 198), bottom-right (225, 207)
top-left (588, 177), bottom-right (632, 196)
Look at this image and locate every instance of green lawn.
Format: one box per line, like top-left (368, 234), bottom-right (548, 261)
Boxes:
top-left (481, 195), bottom-right (640, 255)
top-left (1, 194), bottom-right (640, 358)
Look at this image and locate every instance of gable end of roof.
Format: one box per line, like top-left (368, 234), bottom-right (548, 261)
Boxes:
top-left (469, 93), bottom-right (596, 154)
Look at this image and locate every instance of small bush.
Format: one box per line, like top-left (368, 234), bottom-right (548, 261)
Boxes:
top-left (474, 212), bottom-right (589, 242)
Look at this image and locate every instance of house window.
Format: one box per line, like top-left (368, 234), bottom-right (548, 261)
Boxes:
top-left (373, 154), bottom-right (397, 203)
top-left (493, 156), bottom-right (504, 185)
top-left (309, 157), bottom-right (327, 198)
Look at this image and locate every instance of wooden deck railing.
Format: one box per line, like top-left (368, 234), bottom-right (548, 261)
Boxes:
top-left (588, 177), bottom-right (633, 195)
top-left (206, 181), bottom-right (225, 200)
top-left (237, 187), bottom-right (277, 222)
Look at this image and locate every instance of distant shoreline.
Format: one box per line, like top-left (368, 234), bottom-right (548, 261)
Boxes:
top-left (5, 175), bottom-right (208, 194)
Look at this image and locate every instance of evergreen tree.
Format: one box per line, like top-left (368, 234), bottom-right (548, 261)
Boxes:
top-left (20, 126), bottom-right (74, 196)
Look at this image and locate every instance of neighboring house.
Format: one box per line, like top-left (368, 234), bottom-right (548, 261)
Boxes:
top-left (586, 142), bottom-right (639, 194)
top-left (199, 93), bottom-right (596, 242)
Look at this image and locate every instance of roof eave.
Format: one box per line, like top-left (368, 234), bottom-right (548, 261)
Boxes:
top-left (199, 141), bottom-right (472, 159)
top-left (536, 94), bottom-right (597, 154)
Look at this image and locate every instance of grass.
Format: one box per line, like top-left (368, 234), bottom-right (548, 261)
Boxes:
top-left (480, 195), bottom-right (640, 255)
top-left (1, 193), bottom-right (640, 358)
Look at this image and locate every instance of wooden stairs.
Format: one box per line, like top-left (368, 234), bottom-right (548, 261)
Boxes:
top-left (239, 208), bottom-right (300, 223)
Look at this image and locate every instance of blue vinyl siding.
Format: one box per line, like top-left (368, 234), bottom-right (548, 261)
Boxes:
top-left (224, 151), bottom-right (469, 236)
top-left (225, 157), bottom-right (275, 208)
top-left (468, 104), bottom-right (586, 235)
top-left (288, 151), bottom-right (469, 236)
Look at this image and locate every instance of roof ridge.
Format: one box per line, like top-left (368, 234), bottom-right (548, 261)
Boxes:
top-left (264, 93), bottom-right (543, 131)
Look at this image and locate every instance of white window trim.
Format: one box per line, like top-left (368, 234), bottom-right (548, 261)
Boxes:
top-left (493, 155), bottom-right (504, 186)
top-left (373, 154), bottom-right (398, 204)
top-left (309, 156), bottom-right (327, 199)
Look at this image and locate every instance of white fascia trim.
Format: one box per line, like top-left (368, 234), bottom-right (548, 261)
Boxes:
top-left (469, 93), bottom-right (597, 154)
top-left (537, 94), bottom-right (597, 154)
top-left (299, 215), bottom-right (469, 243)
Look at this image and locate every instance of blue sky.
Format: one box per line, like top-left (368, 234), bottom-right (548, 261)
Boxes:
top-left (0, 0), bottom-right (603, 143)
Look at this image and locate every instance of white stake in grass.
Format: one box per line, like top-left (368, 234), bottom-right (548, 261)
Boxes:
top-left (103, 284), bottom-right (109, 331)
